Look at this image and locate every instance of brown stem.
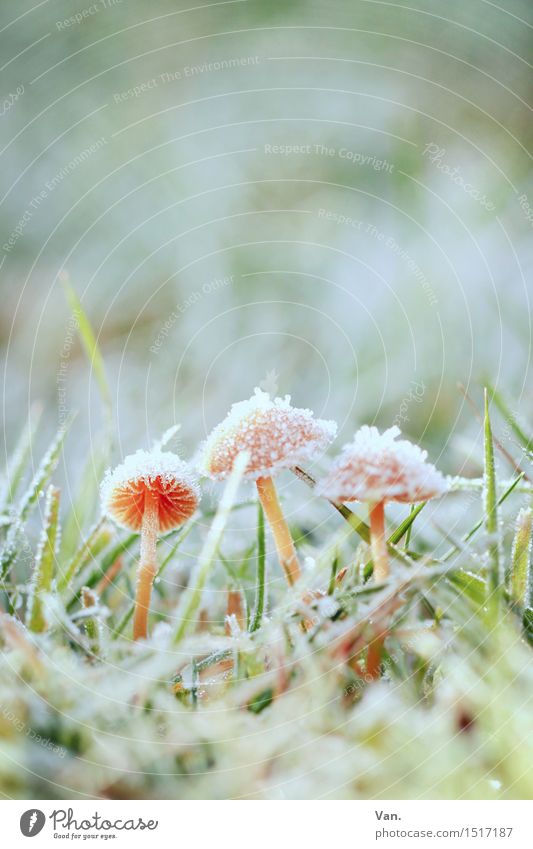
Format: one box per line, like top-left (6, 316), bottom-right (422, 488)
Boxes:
top-left (225, 589), bottom-right (245, 633)
top-left (96, 555), bottom-right (123, 595)
top-left (133, 489), bottom-right (159, 640)
top-left (256, 475), bottom-right (301, 586)
top-left (369, 500), bottom-right (389, 582)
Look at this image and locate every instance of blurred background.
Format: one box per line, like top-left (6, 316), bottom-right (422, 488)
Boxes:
top-left (1, 0), bottom-right (532, 490)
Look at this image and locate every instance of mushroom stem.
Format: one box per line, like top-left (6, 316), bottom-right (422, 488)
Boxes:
top-left (134, 488), bottom-right (159, 640)
top-left (256, 475), bottom-right (301, 586)
top-left (369, 500), bottom-right (389, 582)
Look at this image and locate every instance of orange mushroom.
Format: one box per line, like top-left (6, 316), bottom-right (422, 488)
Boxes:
top-left (101, 449), bottom-right (200, 640)
top-left (199, 388), bottom-right (336, 586)
top-left (317, 426), bottom-right (448, 581)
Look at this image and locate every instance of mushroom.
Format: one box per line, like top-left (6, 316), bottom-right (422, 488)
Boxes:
top-left (199, 388), bottom-right (337, 586)
top-left (317, 426), bottom-right (448, 581)
top-left (101, 449), bottom-right (200, 640)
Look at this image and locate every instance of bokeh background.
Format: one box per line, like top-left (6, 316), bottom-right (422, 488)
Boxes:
top-left (1, 0), bottom-right (532, 485)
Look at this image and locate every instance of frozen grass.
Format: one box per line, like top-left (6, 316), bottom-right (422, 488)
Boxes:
top-left (0, 380), bottom-right (533, 801)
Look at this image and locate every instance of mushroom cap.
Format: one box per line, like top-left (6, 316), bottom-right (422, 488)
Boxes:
top-left (316, 425), bottom-right (448, 504)
top-left (198, 388), bottom-right (337, 480)
top-left (101, 449), bottom-right (200, 532)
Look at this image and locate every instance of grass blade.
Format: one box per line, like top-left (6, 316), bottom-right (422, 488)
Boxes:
top-left (26, 485), bottom-right (61, 632)
top-left (0, 419), bottom-right (72, 579)
top-left (292, 465), bottom-right (370, 541)
top-left (1, 402), bottom-right (42, 508)
top-left (327, 549), bottom-right (340, 596)
top-left (60, 271), bottom-right (112, 428)
top-left (292, 464), bottom-right (421, 559)
top-left (510, 507), bottom-right (532, 610)
top-left (60, 273), bottom-right (112, 559)
top-left (483, 388), bottom-right (500, 593)
top-left (487, 381), bottom-right (533, 452)
top-left (443, 473), bottom-right (524, 562)
top-left (60, 436), bottom-right (111, 562)
top-left (81, 586), bottom-right (101, 655)
top-left (173, 452), bottom-right (248, 644)
top-left (58, 516), bottom-right (113, 592)
top-left (250, 502), bottom-right (266, 632)
top-left (390, 502), bottom-right (426, 546)
top-left (19, 417), bottom-right (72, 524)
top-left (111, 525), bottom-right (198, 637)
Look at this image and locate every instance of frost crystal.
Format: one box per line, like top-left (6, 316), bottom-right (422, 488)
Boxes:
top-left (101, 449), bottom-right (200, 532)
top-left (317, 425), bottom-right (448, 504)
top-left (198, 388), bottom-right (337, 480)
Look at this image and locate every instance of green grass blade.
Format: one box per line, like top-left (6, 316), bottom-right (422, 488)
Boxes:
top-left (26, 485), bottom-right (61, 632)
top-left (81, 586), bottom-right (101, 655)
top-left (173, 452), bottom-right (248, 644)
top-left (390, 502), bottom-right (426, 546)
top-left (101, 525), bottom-right (195, 635)
top-left (334, 501), bottom-right (371, 543)
top-left (60, 274), bottom-right (113, 557)
top-left (442, 473), bottom-right (524, 562)
top-left (487, 381), bottom-right (533, 452)
top-left (66, 532), bottom-right (137, 609)
top-left (111, 525), bottom-right (195, 638)
top-left (113, 605), bottom-right (134, 638)
top-left (0, 419), bottom-right (72, 579)
top-left (60, 271), bottom-right (112, 428)
top-left (250, 502), bottom-right (266, 632)
top-left (58, 516), bottom-right (113, 592)
top-left (292, 464), bottom-right (421, 558)
top-left (19, 417), bottom-right (72, 524)
top-left (327, 549), bottom-right (340, 596)
top-left (155, 522), bottom-right (196, 582)
top-left (510, 507), bottom-right (532, 610)
top-left (483, 388), bottom-right (501, 592)
top-left (59, 436), bottom-right (111, 561)
top-left (1, 402), bottom-right (42, 508)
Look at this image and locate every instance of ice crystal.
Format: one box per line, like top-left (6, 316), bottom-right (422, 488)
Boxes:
top-left (317, 425), bottom-right (448, 504)
top-left (198, 388), bottom-right (337, 480)
top-left (101, 449), bottom-right (200, 532)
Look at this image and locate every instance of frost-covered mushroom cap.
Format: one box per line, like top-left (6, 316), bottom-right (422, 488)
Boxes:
top-left (198, 388), bottom-right (337, 480)
top-left (316, 425), bottom-right (448, 504)
top-left (101, 449), bottom-right (200, 532)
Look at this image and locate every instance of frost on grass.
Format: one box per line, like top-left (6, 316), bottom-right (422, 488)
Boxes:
top-left (510, 507), bottom-right (533, 609)
top-left (317, 425), bottom-right (449, 504)
top-left (101, 449), bottom-right (200, 532)
top-left (2, 398), bottom-right (533, 801)
top-left (198, 387), bottom-right (337, 480)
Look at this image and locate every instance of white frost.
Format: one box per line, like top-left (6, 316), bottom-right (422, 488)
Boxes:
top-left (317, 425), bottom-right (449, 504)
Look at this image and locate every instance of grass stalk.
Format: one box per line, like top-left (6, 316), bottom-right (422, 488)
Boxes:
top-left (250, 502), bottom-right (266, 632)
